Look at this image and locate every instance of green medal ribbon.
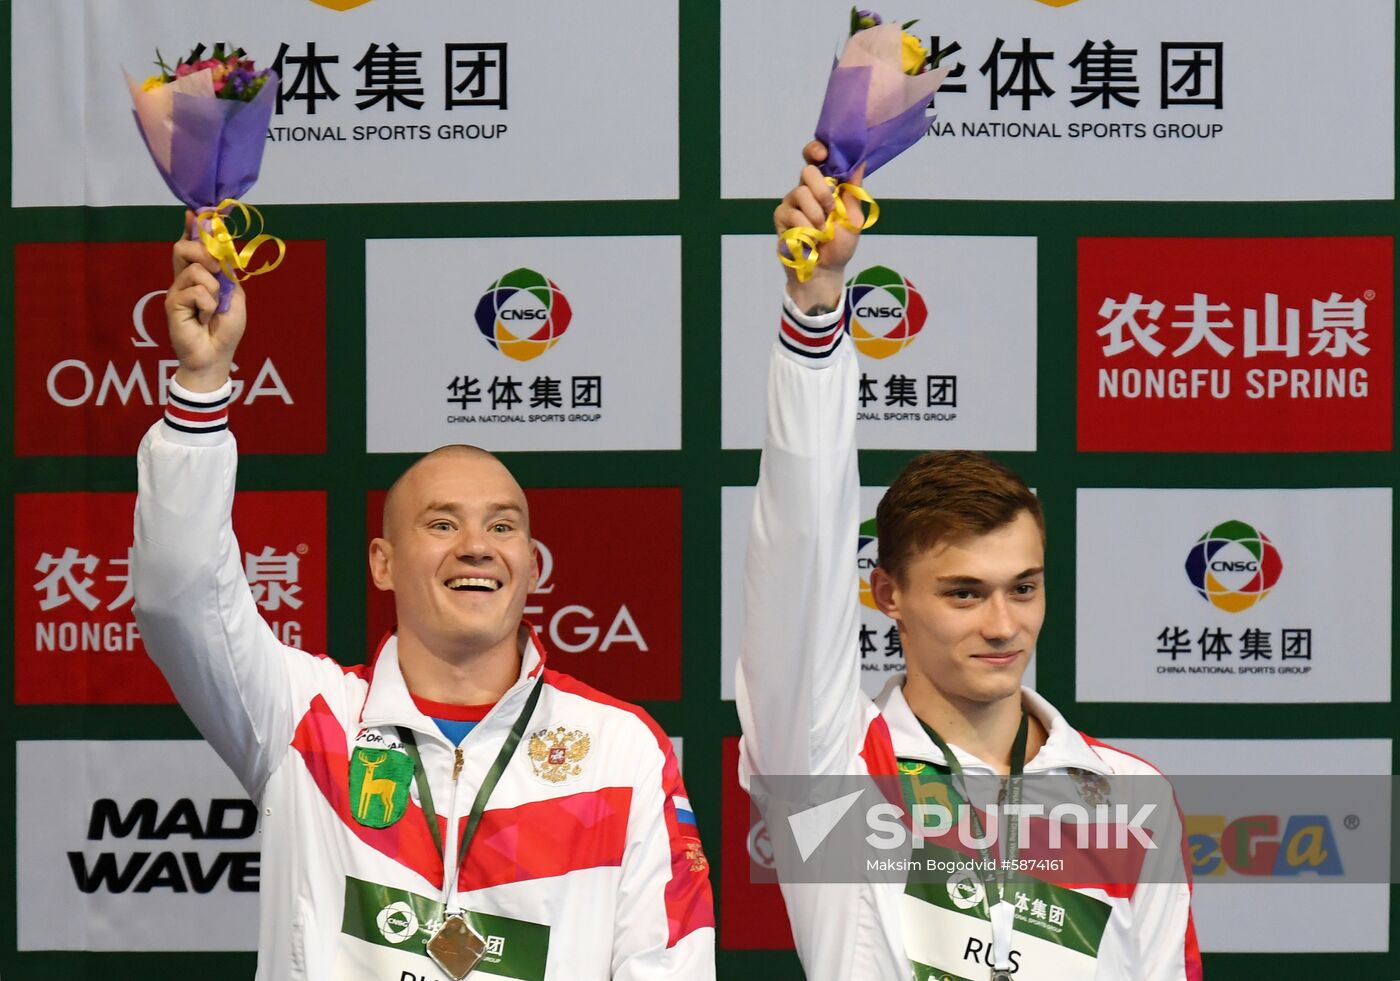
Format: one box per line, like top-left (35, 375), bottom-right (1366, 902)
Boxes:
top-left (917, 712), bottom-right (1029, 971)
top-left (399, 675), bottom-right (544, 882)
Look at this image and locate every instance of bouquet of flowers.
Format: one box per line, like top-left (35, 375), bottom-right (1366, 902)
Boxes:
top-left (780, 10), bottom-right (951, 281)
top-left (127, 43), bottom-right (284, 312)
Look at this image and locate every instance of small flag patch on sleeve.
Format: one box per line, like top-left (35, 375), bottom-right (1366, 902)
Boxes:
top-left (673, 796), bottom-right (696, 829)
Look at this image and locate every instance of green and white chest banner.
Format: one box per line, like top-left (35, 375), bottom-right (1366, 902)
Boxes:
top-left (898, 761), bottom-right (1112, 981)
top-left (339, 876), bottom-right (549, 981)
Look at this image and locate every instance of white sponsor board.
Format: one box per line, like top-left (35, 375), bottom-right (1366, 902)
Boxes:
top-left (17, 740), bottom-right (259, 951)
top-left (12, 0), bottom-right (677, 206)
top-left (721, 235), bottom-right (1036, 450)
top-left (720, 485), bottom-right (1037, 700)
top-left (721, 0), bottom-right (1393, 202)
top-left (366, 237), bottom-right (681, 452)
top-left (1076, 488), bottom-right (1391, 703)
top-left (1105, 738), bottom-right (1391, 953)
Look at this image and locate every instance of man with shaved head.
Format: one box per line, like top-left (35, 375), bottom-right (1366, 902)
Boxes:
top-left (371, 444), bottom-right (539, 708)
top-left (133, 222), bottom-right (715, 981)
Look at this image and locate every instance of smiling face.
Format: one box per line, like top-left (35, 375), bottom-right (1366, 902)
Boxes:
top-left (369, 447), bottom-right (537, 666)
top-left (872, 509), bottom-right (1045, 711)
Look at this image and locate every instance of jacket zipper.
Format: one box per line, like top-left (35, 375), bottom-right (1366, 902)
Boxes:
top-left (441, 745), bottom-right (466, 910)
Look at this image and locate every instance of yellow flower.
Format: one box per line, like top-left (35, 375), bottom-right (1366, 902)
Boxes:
top-left (142, 75), bottom-right (166, 91)
top-left (900, 32), bottom-right (928, 75)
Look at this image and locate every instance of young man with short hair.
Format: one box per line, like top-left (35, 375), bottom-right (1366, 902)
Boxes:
top-left (736, 146), bottom-right (1201, 981)
top-left (134, 222), bottom-right (714, 980)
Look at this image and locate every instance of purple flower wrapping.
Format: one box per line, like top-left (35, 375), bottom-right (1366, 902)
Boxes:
top-left (128, 69), bottom-right (279, 312)
top-left (811, 23), bottom-right (949, 182)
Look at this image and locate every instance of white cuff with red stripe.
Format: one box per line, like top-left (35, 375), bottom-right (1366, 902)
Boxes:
top-left (779, 292), bottom-right (846, 361)
top-left (164, 378), bottom-right (232, 435)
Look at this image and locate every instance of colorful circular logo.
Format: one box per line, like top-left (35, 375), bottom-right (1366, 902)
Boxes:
top-left (474, 268), bottom-right (572, 363)
top-left (845, 266), bottom-right (927, 360)
top-left (857, 517), bottom-right (880, 610)
top-left (1184, 520), bottom-right (1283, 613)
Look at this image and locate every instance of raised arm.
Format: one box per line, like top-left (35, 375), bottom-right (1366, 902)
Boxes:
top-left (736, 146), bottom-right (875, 781)
top-left (132, 217), bottom-right (298, 797)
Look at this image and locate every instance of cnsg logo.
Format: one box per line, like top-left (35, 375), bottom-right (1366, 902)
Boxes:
top-left (844, 266), bottom-right (927, 360)
top-left (376, 902), bottom-right (419, 944)
top-left (947, 871), bottom-right (986, 910)
top-left (1184, 520), bottom-right (1283, 613)
top-left (856, 517), bottom-right (880, 610)
top-left (474, 268), bottom-right (573, 363)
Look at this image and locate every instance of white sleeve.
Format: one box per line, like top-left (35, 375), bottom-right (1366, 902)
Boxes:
top-left (132, 384), bottom-right (302, 798)
top-left (1132, 793), bottom-right (1203, 981)
top-left (611, 736), bottom-right (715, 979)
top-left (736, 294), bottom-right (866, 783)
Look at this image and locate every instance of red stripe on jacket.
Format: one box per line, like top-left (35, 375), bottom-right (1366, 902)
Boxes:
top-left (291, 694), bottom-right (446, 888)
top-left (544, 669), bottom-right (715, 946)
top-left (458, 786), bottom-right (632, 890)
top-left (1080, 733), bottom-right (1204, 981)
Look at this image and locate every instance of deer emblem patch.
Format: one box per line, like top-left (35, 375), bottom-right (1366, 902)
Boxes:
top-left (349, 747), bottom-right (414, 828)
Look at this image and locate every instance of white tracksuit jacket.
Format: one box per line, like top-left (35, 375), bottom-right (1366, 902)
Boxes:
top-left (132, 383), bottom-right (715, 981)
top-left (735, 297), bottom-right (1203, 981)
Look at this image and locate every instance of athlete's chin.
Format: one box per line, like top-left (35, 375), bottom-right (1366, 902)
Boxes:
top-left (432, 613), bottom-right (518, 657)
top-left (958, 669), bottom-right (1027, 705)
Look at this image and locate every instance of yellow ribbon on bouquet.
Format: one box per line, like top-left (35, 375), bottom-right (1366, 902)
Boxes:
top-left (195, 198), bottom-right (287, 284)
top-left (777, 177), bottom-right (880, 282)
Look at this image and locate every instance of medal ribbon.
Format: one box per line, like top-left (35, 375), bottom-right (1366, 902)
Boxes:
top-left (776, 177), bottom-right (879, 283)
top-left (194, 198), bottom-right (287, 285)
top-left (917, 712), bottom-right (1029, 973)
top-left (399, 675), bottom-right (545, 889)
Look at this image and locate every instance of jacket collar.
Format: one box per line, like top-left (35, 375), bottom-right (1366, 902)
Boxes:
top-left (357, 624), bottom-right (548, 739)
top-left (874, 675), bottom-right (1112, 775)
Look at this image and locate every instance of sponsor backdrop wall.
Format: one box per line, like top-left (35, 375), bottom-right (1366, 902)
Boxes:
top-left (2, 0), bottom-right (1395, 977)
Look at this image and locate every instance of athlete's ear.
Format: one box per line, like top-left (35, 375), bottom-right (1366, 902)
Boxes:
top-left (871, 565), bottom-right (901, 622)
top-left (368, 538), bottom-right (393, 591)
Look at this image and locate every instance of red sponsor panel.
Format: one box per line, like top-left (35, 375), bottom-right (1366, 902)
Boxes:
top-left (14, 241), bottom-right (326, 455)
top-left (720, 737), bottom-right (795, 950)
top-left (15, 491), bottom-right (327, 704)
top-left (1077, 237), bottom-right (1393, 452)
top-left (367, 487), bottom-right (681, 701)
